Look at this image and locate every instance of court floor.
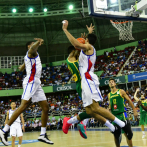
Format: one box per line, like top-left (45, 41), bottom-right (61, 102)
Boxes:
top-left (1, 127), bottom-right (147, 147)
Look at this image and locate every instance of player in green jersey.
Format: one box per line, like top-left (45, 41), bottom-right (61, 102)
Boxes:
top-left (134, 88), bottom-right (147, 139)
top-left (108, 78), bottom-right (137, 147)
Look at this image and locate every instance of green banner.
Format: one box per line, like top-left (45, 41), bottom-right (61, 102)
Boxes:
top-left (53, 83), bottom-right (76, 92)
top-left (100, 76), bottom-right (126, 86)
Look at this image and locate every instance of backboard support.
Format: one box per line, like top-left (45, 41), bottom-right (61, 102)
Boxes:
top-left (88, 0), bottom-right (147, 22)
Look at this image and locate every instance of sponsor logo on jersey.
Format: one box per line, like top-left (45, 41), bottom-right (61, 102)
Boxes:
top-left (114, 105), bottom-right (117, 109)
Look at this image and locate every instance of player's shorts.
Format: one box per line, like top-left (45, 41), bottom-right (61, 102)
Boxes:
top-left (82, 78), bottom-right (103, 107)
top-left (21, 83), bottom-right (46, 103)
top-left (139, 112), bottom-right (147, 125)
top-left (112, 112), bottom-right (126, 134)
top-left (10, 123), bottom-right (23, 137)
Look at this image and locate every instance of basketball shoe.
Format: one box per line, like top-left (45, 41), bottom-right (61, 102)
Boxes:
top-left (77, 122), bottom-right (87, 139)
top-left (0, 129), bottom-right (9, 146)
top-left (38, 133), bottom-right (54, 145)
top-left (62, 117), bottom-right (72, 134)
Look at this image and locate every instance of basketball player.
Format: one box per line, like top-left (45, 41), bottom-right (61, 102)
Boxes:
top-left (5, 101), bottom-right (24, 147)
top-left (62, 20), bottom-right (133, 142)
top-left (0, 38), bottom-right (53, 146)
top-left (63, 24), bottom-right (94, 139)
top-left (108, 78), bottom-right (137, 147)
top-left (134, 88), bottom-right (147, 139)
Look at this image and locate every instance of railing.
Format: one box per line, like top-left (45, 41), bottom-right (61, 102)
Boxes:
top-left (117, 47), bottom-right (137, 76)
top-left (25, 109), bottom-right (81, 120)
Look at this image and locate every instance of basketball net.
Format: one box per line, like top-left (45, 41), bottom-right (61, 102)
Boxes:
top-left (110, 20), bottom-right (134, 41)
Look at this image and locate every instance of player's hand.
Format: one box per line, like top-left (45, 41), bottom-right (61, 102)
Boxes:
top-left (34, 38), bottom-right (44, 46)
top-left (136, 88), bottom-right (140, 92)
top-left (138, 100), bottom-right (142, 106)
top-left (22, 126), bottom-right (25, 132)
top-left (81, 32), bottom-right (87, 39)
top-left (133, 110), bottom-right (138, 119)
top-left (62, 20), bottom-right (68, 30)
top-left (86, 23), bottom-right (95, 34)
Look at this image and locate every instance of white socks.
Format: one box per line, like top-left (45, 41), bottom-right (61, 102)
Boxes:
top-left (18, 144), bottom-right (21, 147)
top-left (40, 127), bottom-right (46, 135)
top-left (142, 131), bottom-right (145, 135)
top-left (67, 116), bottom-right (79, 124)
top-left (113, 117), bottom-right (125, 128)
top-left (104, 120), bottom-right (115, 132)
top-left (82, 119), bottom-right (89, 126)
top-left (3, 124), bottom-right (10, 132)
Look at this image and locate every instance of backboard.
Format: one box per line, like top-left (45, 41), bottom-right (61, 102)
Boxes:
top-left (88, 0), bottom-right (147, 22)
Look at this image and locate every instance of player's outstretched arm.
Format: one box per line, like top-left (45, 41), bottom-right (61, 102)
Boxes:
top-left (19, 62), bottom-right (25, 72)
top-left (21, 113), bottom-right (25, 132)
top-left (28, 38), bottom-right (44, 55)
top-left (138, 100), bottom-right (147, 111)
top-left (121, 89), bottom-right (138, 118)
top-left (5, 111), bottom-right (9, 126)
top-left (134, 88), bottom-right (140, 102)
top-left (62, 20), bottom-right (92, 51)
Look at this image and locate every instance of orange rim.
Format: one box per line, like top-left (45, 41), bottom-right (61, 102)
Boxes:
top-left (110, 20), bottom-right (132, 24)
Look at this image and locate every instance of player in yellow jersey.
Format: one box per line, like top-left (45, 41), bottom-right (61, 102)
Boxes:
top-left (108, 78), bottom-right (137, 147)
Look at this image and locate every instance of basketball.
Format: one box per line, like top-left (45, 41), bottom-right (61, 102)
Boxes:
top-left (77, 38), bottom-right (85, 44)
top-left (75, 38), bottom-right (85, 50)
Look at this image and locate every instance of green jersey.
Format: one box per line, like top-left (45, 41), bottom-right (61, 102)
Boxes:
top-left (109, 89), bottom-right (124, 115)
top-left (66, 58), bottom-right (82, 98)
top-left (140, 100), bottom-right (147, 113)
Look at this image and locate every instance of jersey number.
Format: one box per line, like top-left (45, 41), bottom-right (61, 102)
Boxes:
top-left (113, 99), bottom-right (117, 104)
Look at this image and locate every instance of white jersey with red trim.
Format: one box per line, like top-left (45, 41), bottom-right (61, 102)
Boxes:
top-left (79, 46), bottom-right (102, 107)
top-left (79, 46), bottom-right (99, 85)
top-left (9, 109), bottom-right (21, 123)
top-left (23, 52), bottom-right (42, 85)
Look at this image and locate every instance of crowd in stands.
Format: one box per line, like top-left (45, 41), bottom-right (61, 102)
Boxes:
top-left (95, 46), bottom-right (135, 78)
top-left (121, 40), bottom-right (147, 75)
top-left (0, 63), bottom-right (72, 89)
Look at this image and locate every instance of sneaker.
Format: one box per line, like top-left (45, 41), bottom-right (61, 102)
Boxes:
top-left (38, 133), bottom-right (54, 145)
top-left (0, 130), bottom-right (9, 146)
top-left (77, 123), bottom-right (87, 139)
top-left (122, 120), bottom-right (133, 140)
top-left (111, 126), bottom-right (122, 145)
top-left (62, 117), bottom-right (72, 134)
top-left (142, 134), bottom-right (146, 139)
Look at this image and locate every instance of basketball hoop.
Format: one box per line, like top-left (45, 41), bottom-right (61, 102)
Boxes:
top-left (110, 20), bottom-right (134, 41)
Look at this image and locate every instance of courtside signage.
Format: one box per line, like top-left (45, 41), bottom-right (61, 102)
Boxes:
top-left (100, 76), bottom-right (126, 86)
top-left (53, 83), bottom-right (76, 92)
top-left (128, 72), bottom-right (147, 82)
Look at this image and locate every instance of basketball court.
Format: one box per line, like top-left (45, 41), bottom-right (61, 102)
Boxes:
top-left (1, 127), bottom-right (146, 147)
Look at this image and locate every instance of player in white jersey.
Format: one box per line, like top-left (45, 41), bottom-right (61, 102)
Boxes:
top-left (5, 101), bottom-right (24, 147)
top-left (62, 20), bottom-right (134, 144)
top-left (0, 38), bottom-right (53, 146)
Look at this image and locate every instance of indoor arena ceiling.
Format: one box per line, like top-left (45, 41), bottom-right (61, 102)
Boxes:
top-left (0, 0), bottom-right (88, 13)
